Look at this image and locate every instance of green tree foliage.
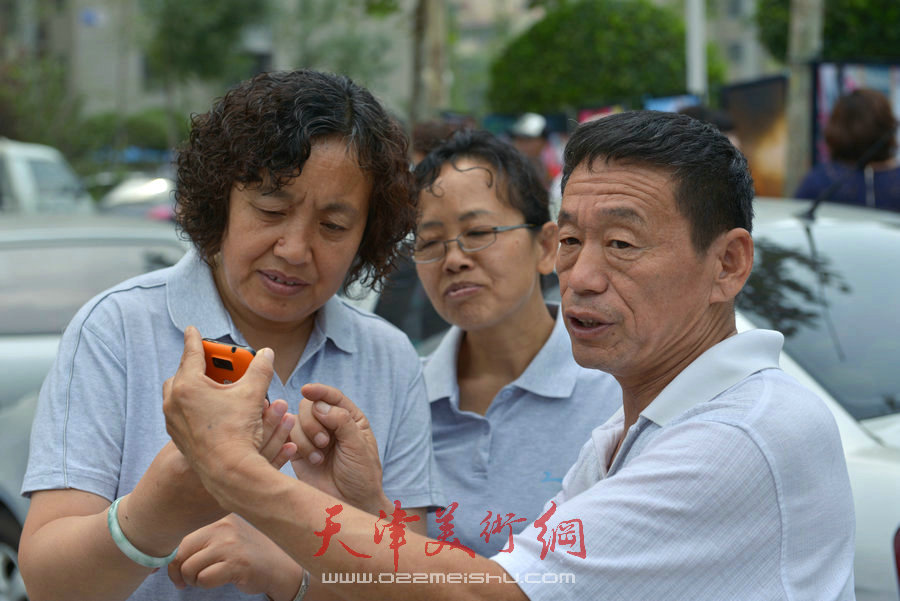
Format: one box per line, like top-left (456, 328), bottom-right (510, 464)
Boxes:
top-left (0, 58), bottom-right (89, 157)
top-left (287, 0), bottom-right (393, 88)
top-left (123, 108), bottom-right (190, 150)
top-left (140, 0), bottom-right (267, 86)
top-left (526, 0), bottom-right (571, 9)
top-left (755, 0), bottom-right (900, 63)
top-left (362, 0), bottom-right (401, 16)
top-left (139, 0), bottom-right (269, 148)
top-left (82, 108), bottom-right (190, 151)
top-left (488, 0), bottom-right (725, 114)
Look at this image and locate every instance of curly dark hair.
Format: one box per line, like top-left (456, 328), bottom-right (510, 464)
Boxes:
top-left (562, 110), bottom-right (754, 253)
top-left (175, 69), bottom-right (415, 289)
top-left (413, 129), bottom-right (550, 227)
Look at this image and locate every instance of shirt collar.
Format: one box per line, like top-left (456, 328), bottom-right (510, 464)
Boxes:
top-left (314, 296), bottom-right (358, 354)
top-left (167, 247), bottom-right (356, 353)
top-left (641, 329), bottom-right (784, 426)
top-left (167, 248), bottom-right (239, 342)
top-left (423, 303), bottom-right (579, 403)
top-left (513, 304), bottom-right (580, 399)
top-left (423, 325), bottom-right (463, 404)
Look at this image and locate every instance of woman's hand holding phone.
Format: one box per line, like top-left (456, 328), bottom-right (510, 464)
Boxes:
top-left (196, 334), bottom-right (387, 510)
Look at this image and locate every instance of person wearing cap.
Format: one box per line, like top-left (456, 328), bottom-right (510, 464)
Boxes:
top-left (509, 112), bottom-right (552, 190)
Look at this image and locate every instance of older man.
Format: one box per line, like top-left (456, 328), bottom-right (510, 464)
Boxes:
top-left (163, 111), bottom-right (855, 601)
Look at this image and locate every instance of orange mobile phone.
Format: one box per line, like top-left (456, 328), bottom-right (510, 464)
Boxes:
top-left (202, 338), bottom-right (256, 385)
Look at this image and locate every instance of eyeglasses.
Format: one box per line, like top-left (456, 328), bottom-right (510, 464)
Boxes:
top-left (413, 224), bottom-right (539, 264)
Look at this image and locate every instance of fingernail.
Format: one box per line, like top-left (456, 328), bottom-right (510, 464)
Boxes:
top-left (259, 348), bottom-right (274, 363)
top-left (314, 432), bottom-right (329, 447)
top-left (309, 451), bottom-right (323, 464)
top-left (314, 401), bottom-right (331, 414)
top-left (271, 402), bottom-right (286, 418)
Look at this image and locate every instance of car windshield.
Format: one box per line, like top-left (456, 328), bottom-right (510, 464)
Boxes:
top-left (737, 218), bottom-right (900, 421)
top-left (0, 239), bottom-right (184, 335)
top-left (27, 158), bottom-right (85, 210)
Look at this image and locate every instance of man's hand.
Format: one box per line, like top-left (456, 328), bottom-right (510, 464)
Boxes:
top-left (163, 326), bottom-right (296, 480)
top-left (168, 514), bottom-right (304, 601)
top-left (289, 383), bottom-right (390, 514)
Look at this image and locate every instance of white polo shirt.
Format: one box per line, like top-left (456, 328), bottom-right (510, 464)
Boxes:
top-left (493, 329), bottom-right (856, 600)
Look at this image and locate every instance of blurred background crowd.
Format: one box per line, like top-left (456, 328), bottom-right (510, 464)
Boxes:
top-left (1, 0), bottom-right (899, 219)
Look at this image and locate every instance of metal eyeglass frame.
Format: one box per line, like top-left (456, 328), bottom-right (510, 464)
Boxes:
top-left (412, 223), bottom-right (539, 264)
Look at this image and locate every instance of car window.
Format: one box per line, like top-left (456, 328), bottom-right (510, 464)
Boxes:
top-left (0, 240), bottom-right (184, 335)
top-left (26, 158), bottom-right (85, 211)
top-left (737, 221), bottom-right (900, 421)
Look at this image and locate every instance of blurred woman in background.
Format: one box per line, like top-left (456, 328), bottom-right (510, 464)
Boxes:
top-left (412, 130), bottom-right (621, 556)
top-left (795, 88), bottom-right (900, 211)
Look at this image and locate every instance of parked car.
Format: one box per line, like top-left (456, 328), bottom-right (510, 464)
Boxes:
top-left (0, 138), bottom-right (94, 215)
top-left (0, 215), bottom-right (188, 601)
top-left (734, 197), bottom-right (900, 601)
top-left (98, 172), bottom-right (176, 221)
top-left (357, 197), bottom-right (900, 601)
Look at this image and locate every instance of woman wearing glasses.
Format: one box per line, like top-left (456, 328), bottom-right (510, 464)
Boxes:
top-left (412, 130), bottom-right (621, 556)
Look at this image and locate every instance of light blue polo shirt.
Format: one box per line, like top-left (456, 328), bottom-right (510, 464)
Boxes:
top-left (494, 329), bottom-right (856, 600)
top-left (424, 305), bottom-right (621, 557)
top-left (23, 248), bottom-right (443, 601)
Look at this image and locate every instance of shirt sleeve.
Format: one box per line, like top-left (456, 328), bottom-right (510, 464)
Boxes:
top-left (22, 306), bottom-right (128, 500)
top-left (492, 420), bottom-right (788, 601)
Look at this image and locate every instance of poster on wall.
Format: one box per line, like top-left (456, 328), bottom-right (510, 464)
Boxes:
top-left (813, 62), bottom-right (900, 165)
top-left (721, 75), bottom-right (788, 198)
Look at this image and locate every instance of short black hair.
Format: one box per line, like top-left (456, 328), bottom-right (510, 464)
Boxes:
top-left (677, 104), bottom-right (735, 133)
top-left (561, 110), bottom-right (754, 252)
top-left (413, 129), bottom-right (550, 226)
top-left (176, 69), bottom-right (414, 288)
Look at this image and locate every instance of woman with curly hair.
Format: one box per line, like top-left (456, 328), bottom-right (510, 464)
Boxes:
top-left (20, 70), bottom-right (443, 601)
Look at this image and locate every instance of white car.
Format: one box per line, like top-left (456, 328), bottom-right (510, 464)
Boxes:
top-left (98, 173), bottom-right (177, 221)
top-left (0, 138), bottom-right (94, 215)
top-left (0, 215), bottom-right (188, 601)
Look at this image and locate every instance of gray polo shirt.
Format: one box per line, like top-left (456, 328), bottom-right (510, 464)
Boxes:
top-left (424, 305), bottom-right (621, 557)
top-left (23, 248), bottom-right (443, 601)
top-left (494, 329), bottom-right (856, 600)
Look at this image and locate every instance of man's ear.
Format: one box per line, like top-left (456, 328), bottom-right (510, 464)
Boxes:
top-left (709, 227), bottom-right (753, 305)
top-left (537, 221), bottom-right (559, 276)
